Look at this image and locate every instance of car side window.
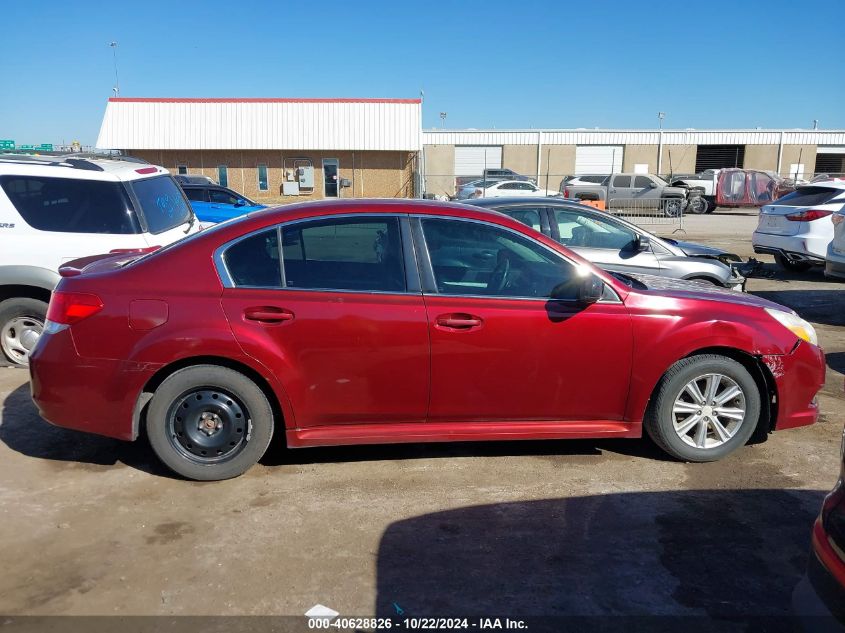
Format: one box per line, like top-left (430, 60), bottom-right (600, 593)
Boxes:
top-left (184, 188), bottom-right (207, 202)
top-left (499, 182), bottom-right (518, 190)
top-left (634, 176), bottom-right (653, 188)
top-left (516, 182), bottom-right (536, 191)
top-left (281, 217), bottom-right (405, 292)
top-left (553, 209), bottom-right (637, 250)
top-left (497, 207), bottom-right (542, 231)
top-left (223, 229), bottom-right (283, 288)
top-left (210, 189), bottom-right (239, 205)
top-left (612, 175), bottom-right (631, 187)
top-left (421, 218), bottom-right (579, 300)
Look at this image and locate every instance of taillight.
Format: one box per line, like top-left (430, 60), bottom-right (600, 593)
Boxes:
top-left (135, 166), bottom-right (158, 174)
top-left (563, 188), bottom-right (570, 199)
top-left (46, 292), bottom-right (103, 326)
top-left (832, 213), bottom-right (844, 225)
top-left (785, 209), bottom-right (833, 221)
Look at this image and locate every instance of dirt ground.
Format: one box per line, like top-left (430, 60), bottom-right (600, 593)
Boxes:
top-left (0, 209), bottom-right (843, 627)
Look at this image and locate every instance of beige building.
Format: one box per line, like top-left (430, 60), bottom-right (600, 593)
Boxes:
top-left (96, 97), bottom-right (422, 203)
top-left (422, 129), bottom-right (845, 197)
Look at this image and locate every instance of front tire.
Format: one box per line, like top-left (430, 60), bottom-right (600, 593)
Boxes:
top-left (645, 355), bottom-right (761, 462)
top-left (663, 198), bottom-right (683, 217)
top-left (146, 365), bottom-right (274, 480)
top-left (0, 297), bottom-right (47, 366)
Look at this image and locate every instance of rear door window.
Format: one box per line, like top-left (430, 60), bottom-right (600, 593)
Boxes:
top-left (281, 217), bottom-right (406, 292)
top-left (129, 175), bottom-right (193, 234)
top-left (0, 175), bottom-right (141, 234)
top-left (224, 229), bottom-right (282, 288)
top-left (775, 186), bottom-right (842, 207)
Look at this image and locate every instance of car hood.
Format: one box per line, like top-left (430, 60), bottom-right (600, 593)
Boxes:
top-left (662, 238), bottom-right (742, 262)
top-left (618, 273), bottom-right (782, 310)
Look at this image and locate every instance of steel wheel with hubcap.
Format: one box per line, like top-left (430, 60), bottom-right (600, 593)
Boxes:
top-left (147, 365), bottom-right (274, 480)
top-left (0, 297), bottom-right (48, 366)
top-left (645, 354), bottom-right (761, 462)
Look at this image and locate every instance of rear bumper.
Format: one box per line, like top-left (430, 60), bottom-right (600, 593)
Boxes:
top-left (752, 231), bottom-right (829, 262)
top-left (764, 341), bottom-right (826, 431)
top-left (29, 328), bottom-right (160, 441)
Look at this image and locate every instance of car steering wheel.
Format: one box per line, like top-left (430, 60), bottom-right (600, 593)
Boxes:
top-left (488, 256), bottom-right (511, 294)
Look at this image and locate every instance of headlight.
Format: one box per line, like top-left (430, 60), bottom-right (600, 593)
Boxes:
top-left (764, 307), bottom-right (818, 347)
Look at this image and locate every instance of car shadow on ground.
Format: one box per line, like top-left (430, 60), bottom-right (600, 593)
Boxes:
top-left (752, 288), bottom-right (845, 328)
top-left (0, 382), bottom-right (170, 477)
top-left (374, 489), bottom-right (827, 631)
top-left (827, 352), bottom-right (845, 376)
top-left (1, 383), bottom-right (678, 477)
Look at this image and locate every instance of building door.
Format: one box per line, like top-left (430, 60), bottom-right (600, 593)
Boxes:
top-left (454, 146), bottom-right (502, 179)
top-left (695, 145), bottom-right (745, 172)
top-left (574, 146), bottom-right (623, 175)
top-left (323, 159), bottom-right (339, 197)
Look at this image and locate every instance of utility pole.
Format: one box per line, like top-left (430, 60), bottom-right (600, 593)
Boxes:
top-left (657, 112), bottom-right (666, 175)
top-left (109, 41), bottom-right (120, 96)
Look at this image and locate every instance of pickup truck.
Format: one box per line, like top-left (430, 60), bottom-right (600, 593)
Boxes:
top-left (563, 173), bottom-right (697, 217)
top-left (670, 170), bottom-right (719, 213)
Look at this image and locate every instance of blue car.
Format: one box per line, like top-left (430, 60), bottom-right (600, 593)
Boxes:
top-left (180, 183), bottom-right (266, 224)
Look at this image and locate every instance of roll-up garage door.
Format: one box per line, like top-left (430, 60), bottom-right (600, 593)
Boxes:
top-left (816, 147), bottom-right (845, 175)
top-left (695, 145), bottom-right (745, 172)
top-left (455, 146), bottom-right (503, 177)
top-left (574, 146), bottom-right (623, 174)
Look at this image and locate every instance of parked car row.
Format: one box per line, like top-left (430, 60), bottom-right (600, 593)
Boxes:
top-left (751, 180), bottom-right (845, 277)
top-left (561, 172), bottom-right (705, 217)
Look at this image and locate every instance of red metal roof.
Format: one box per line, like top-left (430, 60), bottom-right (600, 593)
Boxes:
top-left (107, 97), bottom-right (422, 104)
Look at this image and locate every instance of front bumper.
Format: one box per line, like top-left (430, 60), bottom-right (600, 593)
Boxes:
top-left (29, 328), bottom-right (160, 441)
top-left (763, 340), bottom-right (826, 431)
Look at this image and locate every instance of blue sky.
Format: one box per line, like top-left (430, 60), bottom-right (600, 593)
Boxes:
top-left (1, 0), bottom-right (842, 146)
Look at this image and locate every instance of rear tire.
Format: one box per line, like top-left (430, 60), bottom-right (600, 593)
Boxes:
top-left (0, 297), bottom-right (47, 366)
top-left (146, 365), bottom-right (274, 480)
top-left (774, 253), bottom-right (812, 273)
top-left (645, 354), bottom-right (761, 462)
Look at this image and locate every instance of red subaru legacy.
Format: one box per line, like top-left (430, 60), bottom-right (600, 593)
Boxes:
top-left (29, 200), bottom-right (825, 480)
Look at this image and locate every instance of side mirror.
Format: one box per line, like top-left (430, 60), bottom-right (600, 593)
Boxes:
top-left (637, 235), bottom-right (651, 252)
top-left (578, 273), bottom-right (605, 304)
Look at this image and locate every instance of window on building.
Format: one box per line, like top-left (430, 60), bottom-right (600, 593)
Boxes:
top-left (177, 165), bottom-right (188, 175)
top-left (257, 164), bottom-right (269, 191)
top-left (217, 165), bottom-right (228, 188)
top-left (323, 159), bottom-right (339, 197)
top-left (224, 229), bottom-right (282, 288)
top-left (281, 217), bottom-right (405, 292)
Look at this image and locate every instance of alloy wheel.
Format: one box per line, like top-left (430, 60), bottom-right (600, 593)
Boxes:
top-left (671, 373), bottom-right (747, 449)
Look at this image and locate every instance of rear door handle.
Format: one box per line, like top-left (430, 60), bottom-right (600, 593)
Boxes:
top-left (244, 306), bottom-right (294, 324)
top-left (435, 313), bottom-right (483, 330)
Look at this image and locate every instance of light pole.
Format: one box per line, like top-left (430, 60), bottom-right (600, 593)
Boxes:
top-left (439, 112), bottom-right (447, 129)
top-left (109, 41), bottom-right (120, 96)
top-left (657, 112), bottom-right (666, 175)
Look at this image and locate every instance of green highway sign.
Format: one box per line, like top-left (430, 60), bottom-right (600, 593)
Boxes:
top-left (18, 144), bottom-right (53, 152)
top-left (0, 140), bottom-right (14, 150)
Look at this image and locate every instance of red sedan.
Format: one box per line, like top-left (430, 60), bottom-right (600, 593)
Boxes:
top-left (29, 200), bottom-right (825, 480)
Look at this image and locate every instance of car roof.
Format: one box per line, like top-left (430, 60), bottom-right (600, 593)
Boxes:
top-left (466, 196), bottom-right (595, 210)
top-left (0, 153), bottom-right (168, 181)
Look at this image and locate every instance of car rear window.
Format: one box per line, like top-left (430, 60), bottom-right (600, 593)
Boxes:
top-left (775, 186), bottom-right (842, 207)
top-left (0, 175), bottom-right (141, 234)
top-left (129, 175), bottom-right (193, 234)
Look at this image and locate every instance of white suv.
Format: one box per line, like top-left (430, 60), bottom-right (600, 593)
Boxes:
top-left (752, 181), bottom-right (845, 272)
top-left (0, 154), bottom-right (200, 365)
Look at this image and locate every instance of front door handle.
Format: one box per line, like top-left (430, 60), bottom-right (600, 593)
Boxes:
top-left (244, 306), bottom-right (294, 324)
top-left (435, 313), bottom-right (484, 331)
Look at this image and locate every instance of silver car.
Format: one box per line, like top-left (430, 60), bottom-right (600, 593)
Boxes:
top-left (825, 205), bottom-right (845, 279)
top-left (466, 197), bottom-right (745, 290)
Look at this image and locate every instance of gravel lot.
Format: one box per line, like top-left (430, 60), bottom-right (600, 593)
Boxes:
top-left (0, 209), bottom-right (842, 627)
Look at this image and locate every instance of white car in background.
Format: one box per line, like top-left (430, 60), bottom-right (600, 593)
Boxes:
top-left (752, 181), bottom-right (845, 272)
top-left (457, 179), bottom-right (559, 200)
top-left (825, 206), bottom-right (845, 279)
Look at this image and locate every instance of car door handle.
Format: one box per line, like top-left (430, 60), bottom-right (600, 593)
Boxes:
top-left (244, 306), bottom-right (294, 324)
top-left (435, 313), bottom-right (483, 330)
